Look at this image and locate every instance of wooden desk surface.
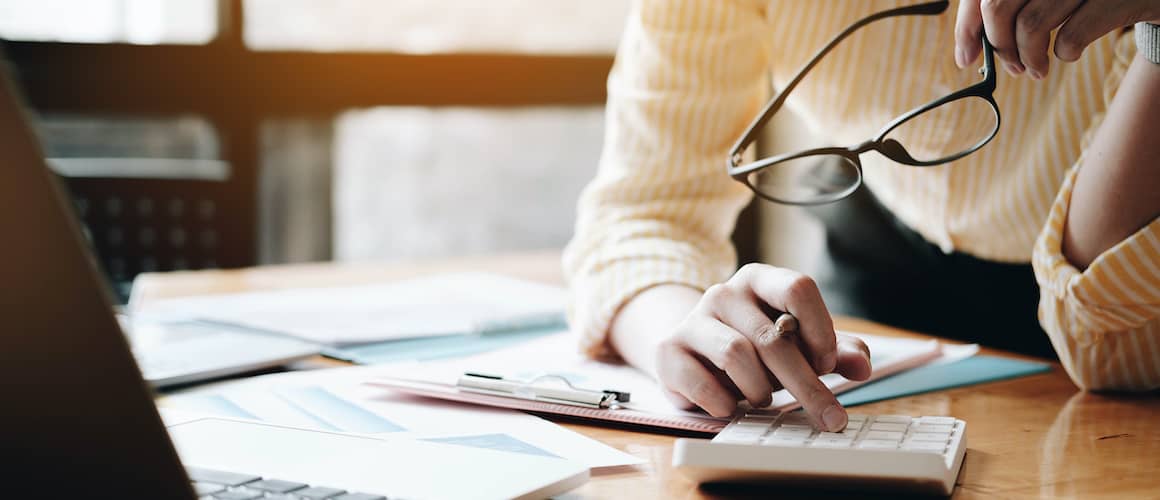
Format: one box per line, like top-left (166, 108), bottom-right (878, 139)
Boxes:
top-left (133, 251), bottom-right (1160, 499)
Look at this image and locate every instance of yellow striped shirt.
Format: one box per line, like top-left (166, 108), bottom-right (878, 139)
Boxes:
top-left (564, 0), bottom-right (1160, 390)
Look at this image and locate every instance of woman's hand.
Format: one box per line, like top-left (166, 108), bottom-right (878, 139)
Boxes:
top-left (654, 264), bottom-right (872, 431)
top-left (954, 0), bottom-right (1160, 79)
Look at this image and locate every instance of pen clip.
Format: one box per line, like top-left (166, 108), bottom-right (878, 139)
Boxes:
top-left (525, 374), bottom-right (631, 404)
top-left (457, 372), bottom-right (631, 408)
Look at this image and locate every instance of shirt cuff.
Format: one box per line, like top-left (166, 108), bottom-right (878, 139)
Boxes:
top-left (566, 256), bottom-right (722, 360)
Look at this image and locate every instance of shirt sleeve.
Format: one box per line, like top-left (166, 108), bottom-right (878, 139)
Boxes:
top-left (562, 0), bottom-right (771, 359)
top-left (1032, 33), bottom-right (1160, 390)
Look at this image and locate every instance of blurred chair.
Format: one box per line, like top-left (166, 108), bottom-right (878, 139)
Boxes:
top-left (51, 158), bottom-right (246, 302)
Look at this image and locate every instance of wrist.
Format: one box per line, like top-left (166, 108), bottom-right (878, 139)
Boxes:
top-left (608, 284), bottom-right (702, 379)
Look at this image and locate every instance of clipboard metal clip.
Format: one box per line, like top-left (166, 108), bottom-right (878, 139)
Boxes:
top-left (458, 372), bottom-right (631, 409)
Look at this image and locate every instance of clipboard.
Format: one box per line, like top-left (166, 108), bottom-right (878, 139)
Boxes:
top-left (369, 376), bottom-right (729, 434)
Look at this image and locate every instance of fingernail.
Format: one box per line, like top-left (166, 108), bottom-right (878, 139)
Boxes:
top-left (1004, 61), bottom-right (1021, 76)
top-left (1029, 69), bottom-right (1044, 80)
top-left (954, 47), bottom-right (965, 68)
top-left (822, 405), bottom-right (847, 432)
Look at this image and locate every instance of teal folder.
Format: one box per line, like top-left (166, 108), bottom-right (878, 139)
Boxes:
top-left (837, 355), bottom-right (1052, 407)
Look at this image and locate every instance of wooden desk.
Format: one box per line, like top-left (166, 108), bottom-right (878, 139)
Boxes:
top-left (133, 251), bottom-right (1160, 499)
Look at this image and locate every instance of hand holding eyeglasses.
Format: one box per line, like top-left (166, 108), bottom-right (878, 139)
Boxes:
top-left (955, 0), bottom-right (1160, 79)
top-left (729, 1), bottom-right (1000, 206)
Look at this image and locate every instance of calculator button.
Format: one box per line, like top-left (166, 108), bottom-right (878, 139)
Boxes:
top-left (917, 416), bottom-right (955, 425)
top-left (818, 431), bottom-right (857, 439)
top-left (778, 424), bottom-right (813, 431)
top-left (731, 422), bottom-right (772, 432)
top-left (747, 408), bottom-right (781, 417)
top-left (915, 423), bottom-right (954, 434)
top-left (779, 413), bottom-right (812, 426)
top-left (844, 420), bottom-right (864, 431)
top-left (741, 415), bottom-right (779, 424)
top-left (869, 422), bottom-right (908, 432)
top-left (772, 428), bottom-right (813, 439)
top-left (730, 422), bottom-right (770, 432)
top-left (763, 435), bottom-right (807, 446)
top-left (874, 415), bottom-right (912, 424)
top-left (909, 432), bottom-right (951, 442)
top-left (716, 433), bottom-right (762, 445)
top-left (810, 438), bottom-right (854, 448)
top-left (857, 439), bottom-right (900, 450)
top-left (901, 441), bottom-right (947, 453)
top-left (846, 414), bottom-right (868, 422)
top-left (864, 430), bottom-right (904, 441)
top-left (722, 428), bottom-right (767, 440)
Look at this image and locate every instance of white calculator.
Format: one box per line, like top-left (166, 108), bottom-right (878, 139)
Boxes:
top-left (673, 409), bottom-right (967, 496)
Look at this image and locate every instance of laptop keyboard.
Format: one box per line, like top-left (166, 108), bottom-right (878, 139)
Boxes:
top-left (187, 467), bottom-right (385, 500)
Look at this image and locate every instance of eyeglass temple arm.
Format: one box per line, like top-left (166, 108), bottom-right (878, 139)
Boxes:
top-left (979, 36), bottom-right (998, 91)
top-left (727, 0), bottom-right (950, 165)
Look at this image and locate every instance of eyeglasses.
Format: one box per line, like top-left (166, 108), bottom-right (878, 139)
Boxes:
top-left (727, 0), bottom-right (1000, 206)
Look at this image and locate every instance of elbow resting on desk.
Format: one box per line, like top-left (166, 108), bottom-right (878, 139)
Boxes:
top-left (1036, 265), bottom-right (1160, 393)
top-left (1033, 248), bottom-right (1160, 392)
top-left (1032, 187), bottom-right (1160, 392)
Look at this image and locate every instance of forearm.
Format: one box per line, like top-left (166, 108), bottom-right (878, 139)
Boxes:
top-left (608, 284), bottom-right (702, 379)
top-left (1062, 53), bottom-right (1160, 270)
top-left (1030, 44), bottom-right (1160, 388)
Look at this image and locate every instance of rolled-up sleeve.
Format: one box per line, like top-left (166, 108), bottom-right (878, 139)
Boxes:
top-left (563, 0), bottom-right (771, 358)
top-left (1032, 32), bottom-right (1160, 391)
top-left (1033, 167), bottom-right (1160, 391)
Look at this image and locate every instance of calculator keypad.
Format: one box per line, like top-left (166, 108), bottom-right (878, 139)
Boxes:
top-left (714, 411), bottom-right (961, 457)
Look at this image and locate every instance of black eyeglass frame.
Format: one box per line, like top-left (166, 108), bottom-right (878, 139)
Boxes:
top-left (726, 0), bottom-right (1001, 205)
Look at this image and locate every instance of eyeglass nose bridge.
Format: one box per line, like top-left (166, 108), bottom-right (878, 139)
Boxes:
top-left (850, 139), bottom-right (878, 155)
top-left (851, 138), bottom-right (920, 164)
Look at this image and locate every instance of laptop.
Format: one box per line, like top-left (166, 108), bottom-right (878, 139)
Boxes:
top-left (122, 315), bottom-right (322, 388)
top-left (0, 60), bottom-right (588, 498)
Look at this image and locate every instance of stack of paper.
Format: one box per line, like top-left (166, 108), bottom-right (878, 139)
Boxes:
top-left (131, 273), bottom-right (567, 347)
top-left (159, 365), bottom-right (643, 470)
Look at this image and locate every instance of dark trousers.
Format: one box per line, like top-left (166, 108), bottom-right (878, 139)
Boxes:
top-left (805, 188), bottom-right (1058, 359)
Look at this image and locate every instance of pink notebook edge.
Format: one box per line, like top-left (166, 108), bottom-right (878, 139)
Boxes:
top-left (366, 378), bottom-right (726, 434)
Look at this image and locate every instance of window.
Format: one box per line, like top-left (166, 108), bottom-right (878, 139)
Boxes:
top-left (0, 0), bottom-right (217, 45)
top-left (243, 0), bottom-right (628, 54)
top-left (333, 106), bottom-right (603, 261)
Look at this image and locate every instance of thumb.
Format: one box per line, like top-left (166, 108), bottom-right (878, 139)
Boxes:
top-left (955, 0), bottom-right (985, 68)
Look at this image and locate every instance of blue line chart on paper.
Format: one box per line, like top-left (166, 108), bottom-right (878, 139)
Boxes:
top-left (164, 385), bottom-right (555, 458)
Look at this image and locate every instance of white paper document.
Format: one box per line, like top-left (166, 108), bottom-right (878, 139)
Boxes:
top-left (372, 330), bottom-right (978, 418)
top-left (131, 273), bottom-right (566, 346)
top-left (159, 365), bottom-right (643, 470)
